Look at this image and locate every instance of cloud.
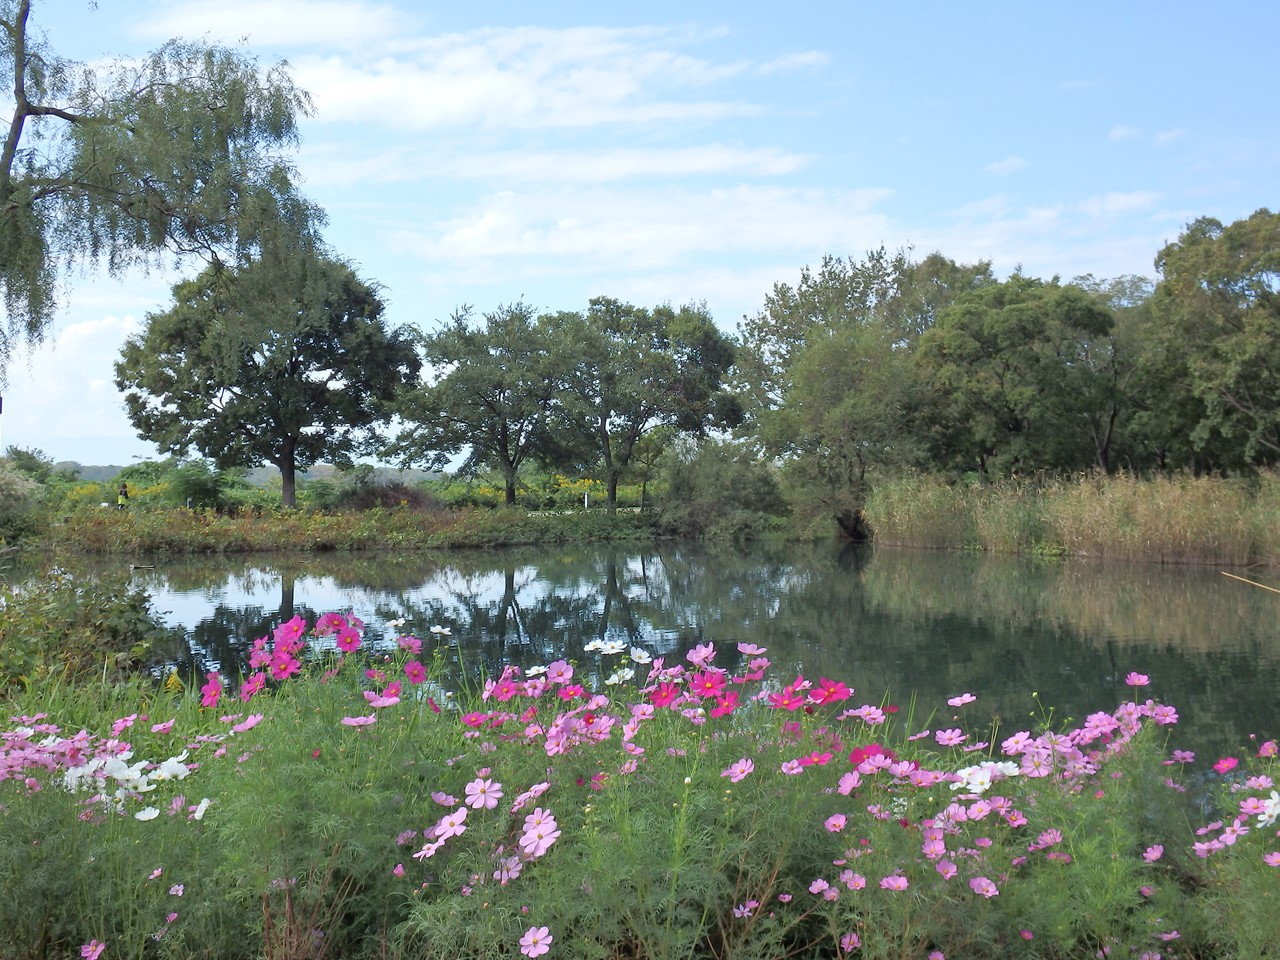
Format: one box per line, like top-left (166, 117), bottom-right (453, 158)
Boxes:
top-left (136, 0), bottom-right (407, 47)
top-left (289, 25), bottom-right (763, 130)
top-left (1079, 191), bottom-right (1161, 217)
top-left (985, 155), bottom-right (1027, 175)
top-left (755, 51), bottom-right (829, 75)
top-left (396, 184), bottom-right (894, 272)
top-left (1109, 125), bottom-right (1144, 141)
top-left (300, 143), bottom-right (808, 187)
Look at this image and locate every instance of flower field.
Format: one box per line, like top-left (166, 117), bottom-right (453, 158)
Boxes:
top-left (1, 614), bottom-right (1276, 959)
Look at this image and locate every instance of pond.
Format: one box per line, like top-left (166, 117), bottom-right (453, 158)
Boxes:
top-left (99, 540), bottom-right (1280, 769)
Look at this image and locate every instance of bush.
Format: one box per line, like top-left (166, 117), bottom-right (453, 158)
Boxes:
top-left (656, 439), bottom-right (787, 539)
top-left (0, 569), bottom-right (178, 690)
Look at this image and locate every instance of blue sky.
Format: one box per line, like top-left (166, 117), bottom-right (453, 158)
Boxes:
top-left (5, 0), bottom-right (1278, 465)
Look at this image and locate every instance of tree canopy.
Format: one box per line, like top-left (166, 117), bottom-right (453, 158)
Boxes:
top-left (1, 0), bottom-right (318, 372)
top-left (388, 302), bottom-right (564, 505)
top-left (114, 251), bottom-right (420, 508)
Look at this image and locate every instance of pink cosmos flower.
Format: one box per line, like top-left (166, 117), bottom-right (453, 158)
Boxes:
top-left (81, 941), bottom-right (105, 960)
top-left (335, 626), bottom-right (362, 653)
top-left (969, 876), bottom-right (999, 898)
top-left (200, 673), bottom-right (223, 708)
top-left (465, 777), bottom-right (503, 809)
top-left (434, 807), bottom-right (468, 840)
top-left (721, 758), bottom-right (755, 783)
top-left (519, 926), bottom-right (553, 958)
top-left (403, 660), bottom-right (427, 684)
top-left (393, 631), bottom-right (422, 652)
top-left (1125, 672), bottom-right (1150, 686)
top-left (520, 823), bottom-right (561, 858)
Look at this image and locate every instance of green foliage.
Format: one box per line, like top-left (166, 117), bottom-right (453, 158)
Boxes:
top-left (0, 568), bottom-right (175, 689)
top-left (1, 0), bottom-right (319, 369)
top-left (390, 303), bottom-right (563, 505)
top-left (1148, 208), bottom-right (1280, 467)
top-left (656, 438), bottom-right (787, 539)
top-left (547, 297), bottom-right (739, 512)
top-left (0, 455), bottom-right (42, 542)
top-left (115, 251), bottom-right (421, 508)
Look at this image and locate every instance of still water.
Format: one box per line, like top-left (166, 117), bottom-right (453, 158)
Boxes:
top-left (113, 541), bottom-right (1279, 766)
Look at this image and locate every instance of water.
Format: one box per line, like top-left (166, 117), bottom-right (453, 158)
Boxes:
top-left (107, 541), bottom-right (1280, 765)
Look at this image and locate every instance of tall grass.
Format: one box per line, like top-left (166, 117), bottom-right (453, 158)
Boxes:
top-left (867, 472), bottom-right (1280, 565)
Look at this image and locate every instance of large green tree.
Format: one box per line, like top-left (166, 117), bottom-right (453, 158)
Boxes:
top-left (915, 276), bottom-right (1117, 476)
top-left (389, 302), bottom-right (564, 505)
top-left (1147, 209), bottom-right (1280, 467)
top-left (736, 249), bottom-right (992, 536)
top-left (546, 297), bottom-right (739, 513)
top-left (114, 252), bottom-right (420, 507)
top-left (1, 0), bottom-right (317, 370)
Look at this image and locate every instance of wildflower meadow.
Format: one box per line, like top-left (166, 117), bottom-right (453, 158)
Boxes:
top-left (1, 615), bottom-right (1277, 960)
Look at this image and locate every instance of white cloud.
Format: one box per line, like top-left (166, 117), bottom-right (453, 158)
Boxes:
top-left (396, 184), bottom-right (894, 272)
top-left (290, 25), bottom-right (763, 130)
top-left (756, 51), bottom-right (829, 75)
top-left (2, 314), bottom-right (149, 459)
top-left (985, 155), bottom-right (1027, 175)
top-left (136, 0), bottom-right (407, 47)
top-left (1109, 125), bottom-right (1144, 141)
top-left (1079, 191), bottom-right (1161, 218)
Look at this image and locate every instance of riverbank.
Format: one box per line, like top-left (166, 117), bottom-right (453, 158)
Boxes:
top-left (40, 503), bottom-right (658, 554)
top-left (1, 610), bottom-right (1274, 959)
top-left (866, 472), bottom-right (1280, 566)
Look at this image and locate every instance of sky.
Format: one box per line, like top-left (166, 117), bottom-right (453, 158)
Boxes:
top-left (3, 0), bottom-right (1278, 466)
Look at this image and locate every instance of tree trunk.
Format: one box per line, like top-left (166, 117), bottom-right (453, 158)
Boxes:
top-left (280, 460), bottom-right (297, 508)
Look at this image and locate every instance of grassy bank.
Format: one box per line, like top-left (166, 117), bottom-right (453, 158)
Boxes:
top-left (865, 472), bottom-right (1280, 565)
top-left (40, 503), bottom-right (658, 554)
top-left (1, 611), bottom-right (1277, 959)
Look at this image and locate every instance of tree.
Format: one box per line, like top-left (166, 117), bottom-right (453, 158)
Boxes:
top-left (736, 249), bottom-right (992, 536)
top-left (1147, 209), bottom-right (1280, 467)
top-left (114, 251), bottom-right (420, 507)
top-left (915, 276), bottom-right (1116, 476)
top-left (389, 302), bottom-right (563, 505)
top-left (1, 0), bottom-right (318, 371)
top-left (547, 297), bottom-right (739, 513)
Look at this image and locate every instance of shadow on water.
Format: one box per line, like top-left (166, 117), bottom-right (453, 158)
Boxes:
top-left (55, 542), bottom-right (1280, 765)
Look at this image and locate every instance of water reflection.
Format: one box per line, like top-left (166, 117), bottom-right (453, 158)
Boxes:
top-left (69, 542), bottom-right (1279, 765)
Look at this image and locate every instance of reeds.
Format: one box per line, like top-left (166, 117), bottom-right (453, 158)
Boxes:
top-left (866, 472), bottom-right (1280, 565)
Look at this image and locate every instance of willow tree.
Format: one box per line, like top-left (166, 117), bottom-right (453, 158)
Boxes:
top-left (1, 0), bottom-right (318, 372)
